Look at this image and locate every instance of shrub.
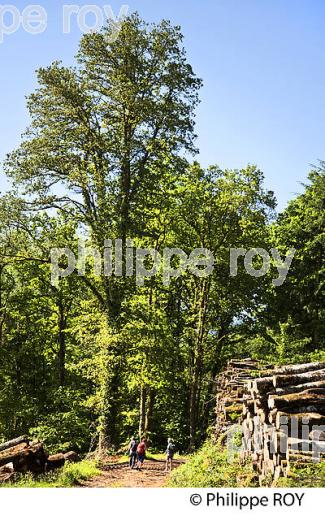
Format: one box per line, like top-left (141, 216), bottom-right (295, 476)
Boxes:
top-left (2, 460), bottom-right (99, 488)
top-left (167, 440), bottom-right (257, 487)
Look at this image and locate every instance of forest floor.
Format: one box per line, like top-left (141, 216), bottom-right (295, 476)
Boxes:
top-left (81, 458), bottom-right (184, 488)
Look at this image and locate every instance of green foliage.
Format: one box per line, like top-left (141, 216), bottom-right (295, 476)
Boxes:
top-left (276, 462), bottom-right (325, 488)
top-left (167, 440), bottom-right (258, 487)
top-left (56, 460), bottom-right (100, 487)
top-left (0, 12), bottom-right (323, 459)
top-left (2, 461), bottom-right (99, 488)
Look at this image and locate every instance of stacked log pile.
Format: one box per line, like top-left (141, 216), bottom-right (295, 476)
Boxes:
top-left (242, 361), bottom-right (325, 483)
top-left (0, 436), bottom-right (78, 483)
top-left (215, 358), bottom-right (272, 438)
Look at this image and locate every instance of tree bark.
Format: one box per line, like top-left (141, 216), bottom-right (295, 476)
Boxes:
top-left (144, 389), bottom-right (155, 436)
top-left (57, 302), bottom-right (67, 387)
top-left (98, 359), bottom-right (121, 453)
top-left (0, 436), bottom-right (29, 453)
top-left (189, 280), bottom-right (209, 450)
top-left (139, 386), bottom-right (147, 439)
top-left (273, 369), bottom-right (325, 388)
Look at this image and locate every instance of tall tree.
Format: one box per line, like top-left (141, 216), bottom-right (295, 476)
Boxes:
top-left (5, 14), bottom-right (202, 448)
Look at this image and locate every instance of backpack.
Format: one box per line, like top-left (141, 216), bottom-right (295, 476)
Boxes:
top-left (167, 442), bottom-right (175, 456)
top-left (130, 440), bottom-right (138, 454)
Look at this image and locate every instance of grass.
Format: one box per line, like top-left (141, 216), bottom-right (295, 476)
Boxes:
top-left (167, 440), bottom-right (258, 487)
top-left (275, 462), bottom-right (325, 487)
top-left (1, 460), bottom-right (100, 488)
top-left (167, 439), bottom-right (325, 488)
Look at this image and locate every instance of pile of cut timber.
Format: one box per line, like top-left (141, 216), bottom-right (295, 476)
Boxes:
top-left (215, 358), bottom-right (273, 438)
top-left (0, 436), bottom-right (78, 483)
top-left (242, 361), bottom-right (325, 483)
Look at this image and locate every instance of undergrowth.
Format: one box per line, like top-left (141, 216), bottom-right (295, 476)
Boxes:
top-left (2, 460), bottom-right (99, 488)
top-left (275, 462), bottom-right (325, 487)
top-left (167, 440), bottom-right (258, 487)
top-left (167, 439), bottom-right (325, 488)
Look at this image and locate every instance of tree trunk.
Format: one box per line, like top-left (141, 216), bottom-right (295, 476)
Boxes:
top-left (189, 280), bottom-right (209, 450)
top-left (98, 359), bottom-right (121, 453)
top-left (139, 386), bottom-right (147, 439)
top-left (57, 302), bottom-right (67, 387)
top-left (144, 389), bottom-right (155, 437)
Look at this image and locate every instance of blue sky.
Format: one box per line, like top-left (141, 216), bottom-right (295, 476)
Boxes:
top-left (0, 0), bottom-right (324, 209)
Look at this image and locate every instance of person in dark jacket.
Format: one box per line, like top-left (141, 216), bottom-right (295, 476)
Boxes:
top-left (165, 438), bottom-right (176, 471)
top-left (128, 436), bottom-right (138, 469)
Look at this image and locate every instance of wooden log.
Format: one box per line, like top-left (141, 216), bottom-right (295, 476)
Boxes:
top-left (0, 443), bottom-right (29, 467)
top-left (256, 408), bottom-right (266, 424)
top-left (288, 437), bottom-right (325, 453)
top-left (13, 442), bottom-right (47, 474)
top-left (273, 466), bottom-right (282, 480)
top-left (251, 376), bottom-right (275, 394)
top-left (287, 454), bottom-right (322, 463)
top-left (288, 448), bottom-right (325, 458)
top-left (273, 369), bottom-right (325, 389)
top-left (269, 430), bottom-right (288, 455)
top-left (224, 404), bottom-right (242, 414)
top-left (0, 462), bottom-right (14, 474)
top-left (273, 362), bottom-right (325, 376)
top-left (275, 412), bottom-right (325, 431)
top-left (309, 429), bottom-right (325, 441)
top-left (64, 451), bottom-right (79, 462)
top-left (272, 380), bottom-right (325, 396)
top-left (0, 471), bottom-right (16, 484)
top-left (0, 436), bottom-right (29, 453)
top-left (268, 393), bottom-right (325, 411)
top-left (243, 401), bottom-right (254, 415)
top-left (268, 408), bottom-right (278, 423)
top-left (46, 453), bottom-right (66, 471)
top-left (223, 397), bottom-right (244, 405)
top-left (0, 441), bottom-right (48, 475)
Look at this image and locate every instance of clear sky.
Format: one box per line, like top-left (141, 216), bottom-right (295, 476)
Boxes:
top-left (1, 0), bottom-right (325, 209)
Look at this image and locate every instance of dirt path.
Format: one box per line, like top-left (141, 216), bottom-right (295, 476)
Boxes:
top-left (82, 459), bottom-right (183, 488)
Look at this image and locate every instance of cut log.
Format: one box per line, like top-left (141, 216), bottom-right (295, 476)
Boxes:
top-left (0, 443), bottom-right (29, 467)
top-left (64, 451), bottom-right (79, 462)
top-left (288, 437), bottom-right (325, 453)
top-left (13, 442), bottom-right (47, 474)
top-left (0, 441), bottom-right (47, 474)
top-left (46, 453), bottom-right (66, 471)
top-left (0, 462), bottom-right (14, 474)
top-left (309, 429), bottom-right (325, 441)
top-left (268, 393), bottom-right (325, 411)
top-left (273, 362), bottom-right (325, 376)
top-left (288, 448), bottom-right (325, 458)
top-left (287, 454), bottom-right (323, 463)
top-left (273, 369), bottom-right (325, 389)
top-left (276, 412), bottom-right (325, 431)
top-left (272, 380), bottom-right (325, 396)
top-left (252, 376), bottom-right (275, 394)
top-left (0, 436), bottom-right (29, 453)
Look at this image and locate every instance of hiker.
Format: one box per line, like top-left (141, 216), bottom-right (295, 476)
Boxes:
top-left (136, 437), bottom-right (147, 470)
top-left (165, 438), bottom-right (176, 471)
top-left (128, 436), bottom-right (138, 469)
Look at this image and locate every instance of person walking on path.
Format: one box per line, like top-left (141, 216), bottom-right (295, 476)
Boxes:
top-left (165, 438), bottom-right (176, 472)
top-left (128, 436), bottom-right (138, 469)
top-left (136, 438), bottom-right (147, 470)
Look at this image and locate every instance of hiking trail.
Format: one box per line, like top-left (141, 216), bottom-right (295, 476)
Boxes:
top-left (82, 459), bottom-right (184, 488)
